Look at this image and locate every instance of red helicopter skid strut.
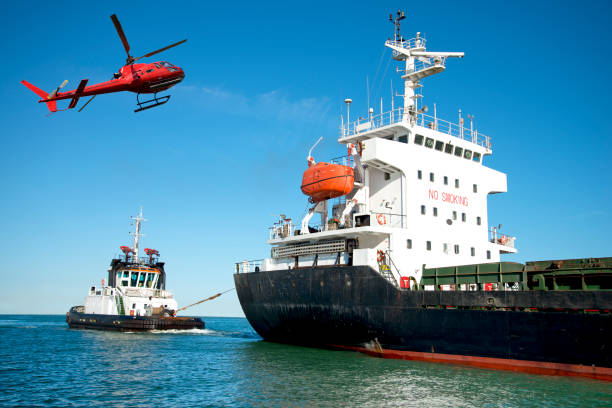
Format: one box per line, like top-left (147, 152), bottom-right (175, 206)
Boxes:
top-left (134, 93), bottom-right (170, 113)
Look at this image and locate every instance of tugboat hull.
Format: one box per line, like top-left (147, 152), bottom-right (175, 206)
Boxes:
top-left (66, 306), bottom-right (205, 331)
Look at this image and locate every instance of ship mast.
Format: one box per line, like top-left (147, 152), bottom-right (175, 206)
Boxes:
top-left (386, 10), bottom-right (464, 123)
top-left (130, 207), bottom-right (146, 264)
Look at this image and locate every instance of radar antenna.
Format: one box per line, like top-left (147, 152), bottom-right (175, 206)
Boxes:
top-left (385, 10), bottom-right (464, 123)
top-left (389, 10), bottom-right (406, 42)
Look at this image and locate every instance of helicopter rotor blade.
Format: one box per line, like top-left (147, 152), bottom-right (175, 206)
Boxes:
top-left (132, 39), bottom-right (187, 62)
top-left (78, 95), bottom-right (97, 112)
top-left (110, 14), bottom-right (131, 58)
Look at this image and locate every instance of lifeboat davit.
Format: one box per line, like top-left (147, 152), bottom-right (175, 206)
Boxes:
top-left (301, 162), bottom-right (354, 203)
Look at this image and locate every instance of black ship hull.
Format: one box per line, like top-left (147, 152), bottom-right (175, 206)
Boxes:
top-left (66, 306), bottom-right (205, 331)
top-left (234, 266), bottom-right (612, 381)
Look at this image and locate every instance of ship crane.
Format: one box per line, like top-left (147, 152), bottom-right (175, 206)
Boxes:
top-left (386, 10), bottom-right (464, 123)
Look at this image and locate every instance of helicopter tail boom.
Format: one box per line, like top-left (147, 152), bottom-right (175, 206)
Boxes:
top-left (20, 80), bottom-right (57, 112)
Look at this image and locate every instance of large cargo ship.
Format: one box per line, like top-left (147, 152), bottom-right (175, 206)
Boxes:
top-left (234, 11), bottom-right (611, 381)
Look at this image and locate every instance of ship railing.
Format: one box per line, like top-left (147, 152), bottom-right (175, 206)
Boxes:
top-left (89, 286), bottom-right (121, 296)
top-left (120, 288), bottom-right (174, 298)
top-left (112, 255), bottom-right (160, 266)
top-left (340, 107), bottom-right (491, 149)
top-left (329, 155), bottom-right (352, 166)
top-left (269, 224), bottom-right (295, 240)
top-left (489, 227), bottom-right (516, 249)
top-left (296, 211), bottom-right (406, 235)
top-left (236, 259), bottom-right (264, 274)
top-left (386, 38), bottom-right (427, 53)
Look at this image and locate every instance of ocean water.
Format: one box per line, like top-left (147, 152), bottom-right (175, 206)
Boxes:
top-left (0, 315), bottom-right (610, 407)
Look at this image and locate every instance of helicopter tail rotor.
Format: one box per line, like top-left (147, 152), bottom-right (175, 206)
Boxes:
top-left (48, 79), bottom-right (68, 99)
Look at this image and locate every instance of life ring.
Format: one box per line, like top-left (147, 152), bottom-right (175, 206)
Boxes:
top-left (347, 143), bottom-right (354, 156)
top-left (376, 250), bottom-right (384, 262)
top-left (376, 214), bottom-right (386, 225)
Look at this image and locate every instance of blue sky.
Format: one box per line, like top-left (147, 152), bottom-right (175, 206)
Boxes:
top-left (1, 1), bottom-right (611, 316)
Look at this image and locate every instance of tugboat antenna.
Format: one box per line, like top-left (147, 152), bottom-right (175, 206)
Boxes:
top-left (130, 207), bottom-right (146, 264)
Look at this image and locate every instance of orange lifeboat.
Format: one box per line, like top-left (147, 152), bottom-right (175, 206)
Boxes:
top-left (301, 162), bottom-right (354, 203)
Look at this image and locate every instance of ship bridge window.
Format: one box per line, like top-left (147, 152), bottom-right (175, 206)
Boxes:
top-left (444, 143), bottom-right (453, 154)
top-left (444, 176), bottom-right (448, 185)
top-left (425, 137), bottom-right (434, 148)
top-left (138, 273), bottom-right (146, 287)
top-left (473, 184), bottom-right (478, 193)
top-left (464, 149), bottom-right (472, 160)
top-left (417, 170), bottom-right (422, 179)
top-left (454, 147), bottom-right (464, 157)
top-left (130, 272), bottom-right (138, 287)
top-left (399, 135), bottom-right (408, 143)
top-left (435, 140), bottom-right (444, 151)
top-left (414, 134), bottom-right (424, 145)
top-left (473, 152), bottom-right (481, 163)
top-left (146, 273), bottom-right (155, 288)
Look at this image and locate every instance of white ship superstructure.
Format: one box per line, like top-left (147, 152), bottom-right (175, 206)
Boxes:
top-left (83, 208), bottom-right (178, 317)
top-left (242, 12), bottom-right (517, 288)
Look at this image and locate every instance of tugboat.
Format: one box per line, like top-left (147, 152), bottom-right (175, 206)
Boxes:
top-left (234, 11), bottom-right (612, 381)
top-left (66, 209), bottom-right (204, 331)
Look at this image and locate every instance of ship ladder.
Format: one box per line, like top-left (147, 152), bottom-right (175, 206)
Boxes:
top-left (115, 295), bottom-right (126, 316)
top-left (377, 251), bottom-right (399, 288)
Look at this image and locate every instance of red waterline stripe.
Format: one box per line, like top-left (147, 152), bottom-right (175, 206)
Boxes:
top-left (330, 345), bottom-right (612, 382)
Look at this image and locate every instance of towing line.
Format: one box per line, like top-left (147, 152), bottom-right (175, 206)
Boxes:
top-left (177, 288), bottom-right (236, 312)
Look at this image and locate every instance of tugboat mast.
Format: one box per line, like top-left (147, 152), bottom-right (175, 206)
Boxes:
top-left (130, 207), bottom-right (146, 264)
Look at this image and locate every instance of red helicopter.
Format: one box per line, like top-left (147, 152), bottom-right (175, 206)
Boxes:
top-left (21, 14), bottom-right (187, 113)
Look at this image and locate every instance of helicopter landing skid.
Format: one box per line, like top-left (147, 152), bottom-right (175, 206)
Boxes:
top-left (135, 93), bottom-right (170, 113)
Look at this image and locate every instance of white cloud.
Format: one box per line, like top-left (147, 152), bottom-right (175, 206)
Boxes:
top-left (180, 85), bottom-right (333, 123)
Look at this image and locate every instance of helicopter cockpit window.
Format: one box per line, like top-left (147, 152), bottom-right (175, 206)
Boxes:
top-left (161, 61), bottom-right (178, 72)
top-left (153, 63), bottom-right (161, 69)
